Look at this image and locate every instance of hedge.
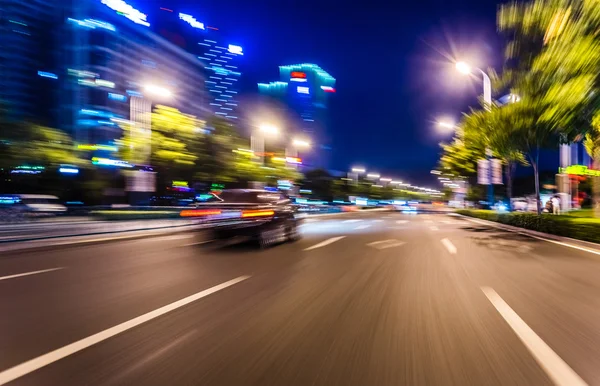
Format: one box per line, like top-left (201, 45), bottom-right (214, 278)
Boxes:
top-left (456, 210), bottom-right (600, 244)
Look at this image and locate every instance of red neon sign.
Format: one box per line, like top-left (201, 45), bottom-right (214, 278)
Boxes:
top-left (291, 71), bottom-right (306, 79)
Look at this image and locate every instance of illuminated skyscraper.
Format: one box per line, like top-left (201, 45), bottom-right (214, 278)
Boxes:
top-left (153, 9), bottom-right (243, 121)
top-left (0, 0), bottom-right (59, 124)
top-left (259, 63), bottom-right (336, 167)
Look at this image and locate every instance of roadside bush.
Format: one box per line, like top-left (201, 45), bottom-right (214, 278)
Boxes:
top-left (456, 210), bottom-right (600, 244)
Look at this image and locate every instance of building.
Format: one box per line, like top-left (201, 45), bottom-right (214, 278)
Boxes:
top-left (259, 63), bottom-right (336, 167)
top-left (61, 0), bottom-right (210, 148)
top-left (152, 8), bottom-right (243, 121)
top-left (0, 0), bottom-right (61, 124)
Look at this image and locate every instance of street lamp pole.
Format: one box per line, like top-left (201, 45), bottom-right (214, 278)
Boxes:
top-left (456, 61), bottom-right (494, 206)
top-left (479, 70), bottom-right (494, 207)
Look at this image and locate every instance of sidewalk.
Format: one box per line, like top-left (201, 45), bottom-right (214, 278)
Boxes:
top-left (454, 213), bottom-right (600, 258)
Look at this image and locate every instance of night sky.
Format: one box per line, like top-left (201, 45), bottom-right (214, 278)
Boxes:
top-left (148, 0), bottom-right (555, 185)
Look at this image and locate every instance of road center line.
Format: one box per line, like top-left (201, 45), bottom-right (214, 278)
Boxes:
top-left (441, 238), bottom-right (457, 254)
top-left (396, 220), bottom-right (408, 224)
top-left (0, 276), bottom-right (250, 385)
top-left (0, 267), bottom-right (64, 282)
top-left (354, 224), bottom-right (371, 230)
top-left (481, 287), bottom-right (587, 386)
top-left (304, 236), bottom-right (346, 251)
top-left (343, 219), bottom-right (362, 223)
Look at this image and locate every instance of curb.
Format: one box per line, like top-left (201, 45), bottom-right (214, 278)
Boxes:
top-left (454, 213), bottom-right (600, 257)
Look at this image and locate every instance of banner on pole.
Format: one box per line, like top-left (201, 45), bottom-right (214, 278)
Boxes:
top-left (478, 159), bottom-right (489, 185)
top-left (491, 158), bottom-right (503, 185)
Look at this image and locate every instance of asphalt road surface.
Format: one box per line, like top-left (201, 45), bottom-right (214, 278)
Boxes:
top-left (2, 211), bottom-right (600, 385)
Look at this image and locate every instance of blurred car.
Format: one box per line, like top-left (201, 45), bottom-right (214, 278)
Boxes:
top-left (0, 194), bottom-right (67, 218)
top-left (182, 189), bottom-right (300, 248)
top-left (392, 200), bottom-right (417, 213)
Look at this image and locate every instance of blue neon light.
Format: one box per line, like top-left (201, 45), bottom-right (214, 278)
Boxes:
top-left (179, 13), bottom-right (204, 29)
top-left (37, 71), bottom-right (58, 79)
top-left (108, 93), bottom-right (127, 102)
top-left (59, 167), bottom-right (79, 174)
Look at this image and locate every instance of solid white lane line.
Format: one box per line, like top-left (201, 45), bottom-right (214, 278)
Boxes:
top-left (0, 267), bottom-right (64, 282)
top-left (0, 276), bottom-right (250, 386)
top-left (355, 224), bottom-right (372, 230)
top-left (343, 219), bottom-right (362, 223)
top-left (304, 236), bottom-right (346, 251)
top-left (481, 287), bottom-right (587, 386)
top-left (367, 240), bottom-right (406, 250)
top-left (441, 238), bottom-right (457, 254)
top-left (430, 226), bottom-right (439, 231)
top-left (396, 220), bottom-right (408, 224)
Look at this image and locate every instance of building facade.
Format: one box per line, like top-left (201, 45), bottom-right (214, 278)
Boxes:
top-left (152, 8), bottom-right (243, 121)
top-left (0, 0), bottom-right (61, 124)
top-left (259, 63), bottom-right (336, 167)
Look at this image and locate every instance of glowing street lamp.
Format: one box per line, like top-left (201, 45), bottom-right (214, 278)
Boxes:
top-left (252, 123), bottom-right (279, 165)
top-left (259, 123), bottom-right (279, 136)
top-left (455, 60), bottom-right (491, 109)
top-left (436, 120), bottom-right (456, 130)
top-left (455, 61), bottom-right (472, 75)
top-left (144, 84), bottom-right (172, 98)
top-left (455, 59), bottom-right (493, 205)
top-left (351, 167), bottom-right (366, 173)
top-left (292, 138), bottom-right (310, 148)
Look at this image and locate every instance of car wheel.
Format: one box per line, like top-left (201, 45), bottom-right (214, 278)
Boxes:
top-left (258, 224), bottom-right (286, 249)
top-left (286, 221), bottom-right (301, 242)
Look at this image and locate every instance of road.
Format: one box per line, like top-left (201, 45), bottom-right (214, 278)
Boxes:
top-left (2, 210), bottom-right (600, 385)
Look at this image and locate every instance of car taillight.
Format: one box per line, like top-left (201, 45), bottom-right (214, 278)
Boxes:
top-left (180, 209), bottom-right (222, 217)
top-left (241, 210), bottom-right (275, 218)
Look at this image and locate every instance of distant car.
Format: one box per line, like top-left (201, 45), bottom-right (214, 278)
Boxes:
top-left (0, 194), bottom-right (67, 218)
top-left (182, 189), bottom-right (300, 248)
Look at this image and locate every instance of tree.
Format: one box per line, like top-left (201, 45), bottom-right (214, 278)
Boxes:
top-left (197, 116), bottom-right (244, 183)
top-left (584, 112), bottom-right (600, 215)
top-left (117, 105), bottom-right (204, 190)
top-left (494, 0), bottom-right (600, 213)
top-left (461, 104), bottom-right (528, 205)
top-left (10, 123), bottom-right (83, 167)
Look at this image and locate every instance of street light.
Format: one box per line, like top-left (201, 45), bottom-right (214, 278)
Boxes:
top-left (437, 120), bottom-right (456, 130)
top-left (292, 138), bottom-right (310, 148)
top-left (252, 123), bottom-right (279, 165)
top-left (455, 60), bottom-right (491, 109)
top-left (144, 85), bottom-right (172, 98)
top-left (259, 123), bottom-right (279, 136)
top-left (367, 173), bottom-right (380, 179)
top-left (456, 59), bottom-right (493, 204)
top-left (351, 167), bottom-right (366, 173)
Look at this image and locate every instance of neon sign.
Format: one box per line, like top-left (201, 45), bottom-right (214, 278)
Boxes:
top-left (77, 144), bottom-right (118, 152)
top-left (559, 165), bottom-right (600, 176)
top-left (297, 86), bottom-right (309, 94)
top-left (92, 157), bottom-right (132, 168)
top-left (228, 45), bottom-right (243, 55)
top-left (179, 13), bottom-right (204, 29)
top-left (101, 0), bottom-right (150, 27)
top-left (291, 71), bottom-right (306, 79)
top-left (320, 86), bottom-right (336, 93)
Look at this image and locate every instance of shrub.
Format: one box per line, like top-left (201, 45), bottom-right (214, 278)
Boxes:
top-left (457, 210), bottom-right (600, 244)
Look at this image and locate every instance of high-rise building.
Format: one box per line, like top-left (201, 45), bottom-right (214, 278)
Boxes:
top-left (259, 63), bottom-right (336, 167)
top-left (61, 1), bottom-right (210, 146)
top-left (0, 0), bottom-right (60, 124)
top-left (153, 8), bottom-right (243, 121)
